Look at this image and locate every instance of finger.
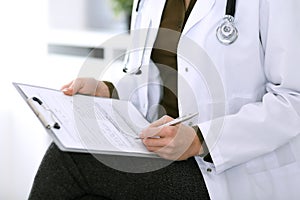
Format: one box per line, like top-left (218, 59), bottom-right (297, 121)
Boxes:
top-left (139, 127), bottom-right (162, 138)
top-left (60, 80), bottom-right (73, 90)
top-left (63, 78), bottom-right (86, 96)
top-left (148, 147), bottom-right (177, 161)
top-left (61, 80), bottom-right (75, 96)
top-left (142, 137), bottom-right (171, 147)
top-left (140, 125), bottom-right (177, 139)
top-left (146, 146), bottom-right (164, 152)
top-left (62, 88), bottom-right (74, 96)
top-left (66, 79), bottom-right (84, 95)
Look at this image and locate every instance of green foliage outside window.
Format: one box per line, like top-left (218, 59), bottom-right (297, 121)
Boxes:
top-left (111, 0), bottom-right (134, 15)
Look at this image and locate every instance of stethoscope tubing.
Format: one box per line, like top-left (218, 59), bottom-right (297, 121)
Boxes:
top-left (225, 0), bottom-right (236, 17)
top-left (124, 0), bottom-right (237, 74)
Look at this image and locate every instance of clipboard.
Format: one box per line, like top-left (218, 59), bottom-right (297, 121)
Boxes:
top-left (13, 82), bottom-right (159, 158)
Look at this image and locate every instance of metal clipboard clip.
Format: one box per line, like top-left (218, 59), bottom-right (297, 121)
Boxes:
top-left (27, 96), bottom-right (60, 129)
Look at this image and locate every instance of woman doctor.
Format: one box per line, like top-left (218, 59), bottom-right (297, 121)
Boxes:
top-left (29, 0), bottom-right (300, 199)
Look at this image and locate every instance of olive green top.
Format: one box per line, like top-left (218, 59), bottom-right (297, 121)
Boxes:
top-left (151, 0), bottom-right (197, 118)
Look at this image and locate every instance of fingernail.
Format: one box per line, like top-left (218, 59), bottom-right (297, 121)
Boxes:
top-left (62, 88), bottom-right (73, 95)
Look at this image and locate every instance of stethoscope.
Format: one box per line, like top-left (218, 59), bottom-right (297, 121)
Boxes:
top-left (123, 0), bottom-right (238, 75)
top-left (216, 0), bottom-right (238, 45)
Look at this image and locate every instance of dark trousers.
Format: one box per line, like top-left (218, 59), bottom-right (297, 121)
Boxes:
top-left (28, 143), bottom-right (210, 200)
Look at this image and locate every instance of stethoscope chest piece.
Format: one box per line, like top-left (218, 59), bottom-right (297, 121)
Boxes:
top-left (216, 15), bottom-right (238, 45)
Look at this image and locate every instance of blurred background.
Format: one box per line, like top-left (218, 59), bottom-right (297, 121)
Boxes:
top-left (0, 0), bottom-right (131, 199)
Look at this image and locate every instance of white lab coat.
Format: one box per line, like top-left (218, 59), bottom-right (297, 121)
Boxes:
top-left (114, 0), bottom-right (300, 199)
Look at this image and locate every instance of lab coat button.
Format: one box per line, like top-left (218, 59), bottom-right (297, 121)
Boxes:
top-left (188, 122), bottom-right (193, 126)
top-left (185, 67), bottom-right (188, 72)
top-left (207, 168), bottom-right (212, 172)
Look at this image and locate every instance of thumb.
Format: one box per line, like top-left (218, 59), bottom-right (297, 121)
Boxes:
top-left (61, 87), bottom-right (75, 96)
top-left (61, 80), bottom-right (82, 96)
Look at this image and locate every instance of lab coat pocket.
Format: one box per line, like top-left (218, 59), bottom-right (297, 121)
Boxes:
top-left (246, 161), bottom-right (300, 200)
top-left (245, 140), bottom-right (300, 199)
top-left (246, 142), bottom-right (296, 175)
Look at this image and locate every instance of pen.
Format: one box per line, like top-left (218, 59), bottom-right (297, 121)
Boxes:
top-left (157, 112), bottom-right (199, 128)
top-left (28, 96), bottom-right (61, 129)
top-left (136, 112), bottom-right (198, 139)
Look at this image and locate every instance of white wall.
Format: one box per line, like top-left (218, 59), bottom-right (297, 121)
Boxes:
top-left (0, 0), bottom-right (86, 199)
top-left (0, 1), bottom-right (49, 199)
top-left (48, 0), bottom-right (127, 31)
top-left (0, 1), bottom-right (127, 198)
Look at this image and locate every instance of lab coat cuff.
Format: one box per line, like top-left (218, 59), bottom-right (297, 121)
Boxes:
top-left (197, 121), bottom-right (226, 173)
top-left (192, 125), bottom-right (213, 162)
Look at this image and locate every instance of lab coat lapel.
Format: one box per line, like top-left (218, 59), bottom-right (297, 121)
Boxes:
top-left (182, 0), bottom-right (216, 35)
top-left (148, 0), bottom-right (166, 30)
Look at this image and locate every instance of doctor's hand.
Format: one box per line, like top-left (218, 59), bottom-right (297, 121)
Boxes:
top-left (61, 77), bottom-right (110, 97)
top-left (140, 116), bottom-right (203, 161)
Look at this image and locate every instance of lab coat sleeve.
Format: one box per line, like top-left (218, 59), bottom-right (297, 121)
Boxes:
top-left (198, 0), bottom-right (300, 173)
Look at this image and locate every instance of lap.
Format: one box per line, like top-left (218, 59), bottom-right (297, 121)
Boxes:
top-left (29, 143), bottom-right (210, 200)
